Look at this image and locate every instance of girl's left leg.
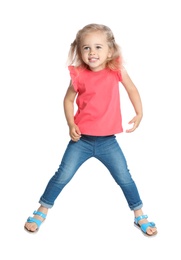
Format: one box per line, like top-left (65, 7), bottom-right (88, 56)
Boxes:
top-left (95, 135), bottom-right (157, 236)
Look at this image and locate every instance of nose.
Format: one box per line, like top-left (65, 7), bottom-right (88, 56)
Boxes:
top-left (89, 49), bottom-right (95, 55)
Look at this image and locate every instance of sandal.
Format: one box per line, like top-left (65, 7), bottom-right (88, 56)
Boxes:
top-left (24, 210), bottom-right (47, 233)
top-left (134, 215), bottom-right (157, 237)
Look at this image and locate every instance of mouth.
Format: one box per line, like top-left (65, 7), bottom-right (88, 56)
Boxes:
top-left (88, 57), bottom-right (99, 62)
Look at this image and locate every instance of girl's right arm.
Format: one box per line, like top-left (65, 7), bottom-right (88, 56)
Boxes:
top-left (63, 81), bottom-right (81, 141)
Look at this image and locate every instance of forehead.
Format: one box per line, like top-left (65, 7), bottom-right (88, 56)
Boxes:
top-left (81, 31), bottom-right (107, 45)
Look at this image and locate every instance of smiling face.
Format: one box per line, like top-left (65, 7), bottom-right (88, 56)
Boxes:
top-left (80, 31), bottom-right (112, 71)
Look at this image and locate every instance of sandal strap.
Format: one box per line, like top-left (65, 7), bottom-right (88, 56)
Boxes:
top-left (33, 210), bottom-right (47, 219)
top-left (134, 214), bottom-right (148, 224)
top-left (140, 222), bottom-right (156, 233)
top-left (27, 216), bottom-right (43, 228)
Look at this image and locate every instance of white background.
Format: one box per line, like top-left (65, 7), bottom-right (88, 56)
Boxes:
top-left (0, 0), bottom-right (181, 259)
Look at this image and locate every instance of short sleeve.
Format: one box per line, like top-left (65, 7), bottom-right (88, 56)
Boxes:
top-left (68, 66), bottom-right (79, 92)
top-left (117, 70), bottom-right (122, 82)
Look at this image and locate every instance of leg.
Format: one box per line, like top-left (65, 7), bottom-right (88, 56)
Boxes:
top-left (25, 138), bottom-right (93, 232)
top-left (95, 135), bottom-right (142, 210)
top-left (94, 135), bottom-right (157, 236)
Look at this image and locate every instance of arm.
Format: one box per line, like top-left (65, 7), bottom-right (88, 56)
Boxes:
top-left (121, 67), bottom-right (143, 133)
top-left (63, 81), bottom-right (81, 141)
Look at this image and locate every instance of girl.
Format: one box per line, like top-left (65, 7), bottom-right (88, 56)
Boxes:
top-left (24, 23), bottom-right (157, 237)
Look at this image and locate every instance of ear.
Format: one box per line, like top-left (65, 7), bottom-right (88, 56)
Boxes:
top-left (107, 48), bottom-right (113, 58)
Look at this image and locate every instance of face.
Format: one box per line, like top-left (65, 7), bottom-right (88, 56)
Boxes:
top-left (80, 31), bottom-right (112, 71)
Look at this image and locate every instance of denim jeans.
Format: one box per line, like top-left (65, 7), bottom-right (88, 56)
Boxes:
top-left (39, 135), bottom-right (143, 211)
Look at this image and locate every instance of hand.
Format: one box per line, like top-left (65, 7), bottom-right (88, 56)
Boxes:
top-left (126, 115), bottom-right (142, 133)
top-left (69, 124), bottom-right (81, 142)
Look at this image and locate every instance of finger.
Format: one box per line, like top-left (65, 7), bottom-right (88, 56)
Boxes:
top-left (71, 134), bottom-right (81, 141)
top-left (76, 129), bottom-right (81, 135)
top-left (128, 117), bottom-right (136, 124)
top-left (126, 124), bottom-right (137, 133)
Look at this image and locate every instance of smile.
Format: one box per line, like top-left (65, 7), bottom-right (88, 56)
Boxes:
top-left (88, 58), bottom-right (99, 62)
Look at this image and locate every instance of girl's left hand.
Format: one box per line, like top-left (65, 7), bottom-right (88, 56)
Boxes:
top-left (126, 115), bottom-right (143, 133)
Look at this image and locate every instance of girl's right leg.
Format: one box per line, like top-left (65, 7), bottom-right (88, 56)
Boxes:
top-left (24, 138), bottom-right (93, 232)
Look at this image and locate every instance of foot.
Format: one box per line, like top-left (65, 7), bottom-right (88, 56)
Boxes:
top-left (24, 206), bottom-right (48, 232)
top-left (134, 209), bottom-right (157, 236)
top-left (136, 217), bottom-right (157, 236)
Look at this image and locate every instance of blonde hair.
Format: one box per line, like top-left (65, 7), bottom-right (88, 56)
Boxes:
top-left (67, 23), bottom-right (123, 71)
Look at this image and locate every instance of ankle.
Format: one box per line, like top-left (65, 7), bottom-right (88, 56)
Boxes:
top-left (134, 209), bottom-right (143, 218)
top-left (37, 206), bottom-right (48, 215)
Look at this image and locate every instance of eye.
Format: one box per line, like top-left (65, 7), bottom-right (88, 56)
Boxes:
top-left (83, 46), bottom-right (90, 51)
top-left (96, 45), bottom-right (102, 49)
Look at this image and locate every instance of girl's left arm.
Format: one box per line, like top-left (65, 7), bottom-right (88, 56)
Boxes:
top-left (121, 67), bottom-right (143, 133)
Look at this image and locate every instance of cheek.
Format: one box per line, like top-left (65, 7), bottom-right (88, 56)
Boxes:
top-left (81, 53), bottom-right (88, 61)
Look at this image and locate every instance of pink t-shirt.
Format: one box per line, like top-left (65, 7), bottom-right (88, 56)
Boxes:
top-left (68, 66), bottom-right (123, 136)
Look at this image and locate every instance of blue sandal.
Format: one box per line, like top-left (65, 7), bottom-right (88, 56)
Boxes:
top-left (24, 210), bottom-right (47, 233)
top-left (134, 215), bottom-right (157, 237)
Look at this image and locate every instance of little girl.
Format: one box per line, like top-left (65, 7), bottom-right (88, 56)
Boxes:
top-left (24, 23), bottom-right (157, 237)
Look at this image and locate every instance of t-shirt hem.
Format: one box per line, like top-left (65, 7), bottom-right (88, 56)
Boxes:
top-left (79, 130), bottom-right (123, 136)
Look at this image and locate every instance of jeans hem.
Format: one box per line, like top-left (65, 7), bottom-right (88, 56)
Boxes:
top-left (39, 199), bottom-right (53, 209)
top-left (130, 203), bottom-right (143, 211)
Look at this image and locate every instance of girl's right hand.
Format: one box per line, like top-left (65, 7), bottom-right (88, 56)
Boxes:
top-left (69, 124), bottom-right (81, 142)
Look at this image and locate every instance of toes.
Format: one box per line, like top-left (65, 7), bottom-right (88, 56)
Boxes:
top-left (25, 222), bottom-right (38, 232)
top-left (147, 227), bottom-right (157, 236)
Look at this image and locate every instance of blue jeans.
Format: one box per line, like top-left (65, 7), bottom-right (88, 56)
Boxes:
top-left (39, 135), bottom-right (143, 211)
